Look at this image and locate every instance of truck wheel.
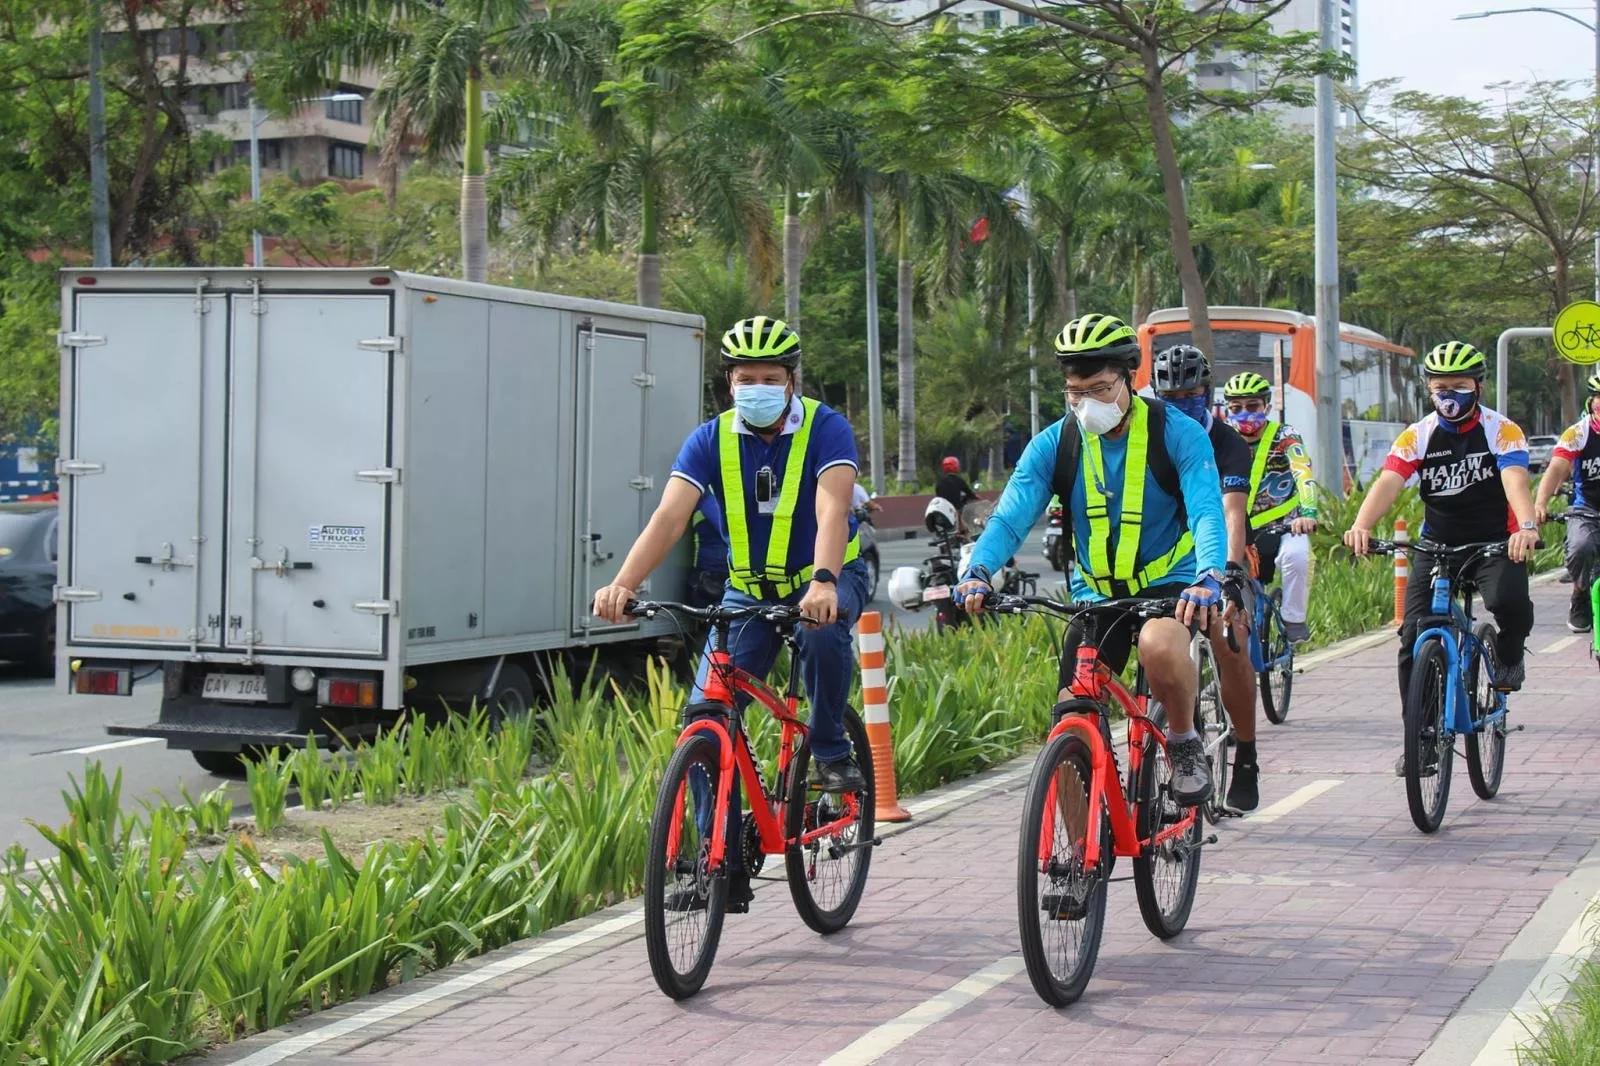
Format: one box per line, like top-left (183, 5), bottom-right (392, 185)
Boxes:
top-left (191, 749), bottom-right (246, 776)
top-left (27, 612), bottom-right (56, 676)
top-left (487, 663), bottom-right (535, 730)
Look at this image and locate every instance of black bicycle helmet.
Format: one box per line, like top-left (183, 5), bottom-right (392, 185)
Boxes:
top-left (1151, 344), bottom-right (1212, 393)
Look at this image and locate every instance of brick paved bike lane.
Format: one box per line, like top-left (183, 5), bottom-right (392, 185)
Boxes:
top-left (213, 578), bottom-right (1600, 1066)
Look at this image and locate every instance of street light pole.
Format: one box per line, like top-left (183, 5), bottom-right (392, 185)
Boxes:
top-left (863, 187), bottom-right (886, 495)
top-left (87, 0), bottom-right (111, 267)
top-left (249, 95), bottom-right (264, 268)
top-left (1314, 0), bottom-right (1344, 497)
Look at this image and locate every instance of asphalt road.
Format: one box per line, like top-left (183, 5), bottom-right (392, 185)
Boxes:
top-left (0, 519), bottom-right (1058, 854)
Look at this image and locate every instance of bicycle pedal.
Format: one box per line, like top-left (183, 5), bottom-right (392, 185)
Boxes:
top-left (1203, 834), bottom-right (1219, 846)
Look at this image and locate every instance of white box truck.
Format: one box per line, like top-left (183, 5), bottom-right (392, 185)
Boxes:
top-left (56, 268), bottom-right (703, 773)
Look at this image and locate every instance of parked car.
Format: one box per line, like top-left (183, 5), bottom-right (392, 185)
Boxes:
top-left (1528, 434), bottom-right (1559, 474)
top-left (0, 502), bottom-right (57, 673)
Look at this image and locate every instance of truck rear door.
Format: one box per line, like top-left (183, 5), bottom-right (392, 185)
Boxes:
top-left (224, 292), bottom-right (394, 656)
top-left (62, 291), bottom-right (228, 648)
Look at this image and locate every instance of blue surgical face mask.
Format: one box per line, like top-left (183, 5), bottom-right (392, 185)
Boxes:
top-left (1432, 387), bottom-right (1477, 424)
top-left (732, 383), bottom-right (790, 428)
top-left (1167, 394), bottom-right (1211, 425)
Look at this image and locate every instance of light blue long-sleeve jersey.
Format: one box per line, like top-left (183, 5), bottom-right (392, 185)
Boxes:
top-left (969, 408), bottom-right (1229, 601)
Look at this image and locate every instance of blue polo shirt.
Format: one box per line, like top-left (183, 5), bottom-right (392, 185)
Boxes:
top-left (690, 495), bottom-right (729, 576)
top-left (671, 397), bottom-right (859, 579)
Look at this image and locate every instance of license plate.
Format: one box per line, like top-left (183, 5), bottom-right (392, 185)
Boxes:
top-left (922, 585), bottom-right (951, 603)
top-left (203, 673), bottom-right (269, 702)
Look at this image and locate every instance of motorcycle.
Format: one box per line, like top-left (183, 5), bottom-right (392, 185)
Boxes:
top-left (1041, 501), bottom-right (1069, 573)
top-left (851, 501), bottom-right (882, 602)
top-left (887, 497), bottom-right (1038, 633)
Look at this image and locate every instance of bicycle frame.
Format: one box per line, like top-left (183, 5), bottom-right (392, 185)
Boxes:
top-left (1248, 580), bottom-right (1293, 675)
top-left (1410, 570), bottom-right (1506, 739)
top-left (665, 627), bottom-right (861, 873)
top-left (1037, 645), bottom-right (1199, 873)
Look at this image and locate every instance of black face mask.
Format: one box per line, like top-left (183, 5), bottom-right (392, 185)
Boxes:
top-left (1431, 386), bottom-right (1478, 424)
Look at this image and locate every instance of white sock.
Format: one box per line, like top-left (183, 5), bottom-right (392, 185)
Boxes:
top-left (1167, 728), bottom-right (1200, 744)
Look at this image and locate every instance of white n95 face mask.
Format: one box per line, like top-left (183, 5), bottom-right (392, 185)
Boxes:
top-left (1072, 395), bottom-right (1124, 435)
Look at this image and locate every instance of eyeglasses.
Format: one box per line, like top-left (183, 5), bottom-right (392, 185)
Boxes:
top-left (1066, 380), bottom-right (1123, 403)
top-left (1225, 399), bottom-right (1268, 414)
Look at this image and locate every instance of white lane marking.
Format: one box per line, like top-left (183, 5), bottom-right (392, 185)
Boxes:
top-left (1295, 629), bottom-right (1394, 671)
top-left (818, 957), bottom-right (1027, 1066)
top-left (230, 911), bottom-right (645, 1065)
top-left (1202, 872), bottom-right (1354, 888)
top-left (1538, 635), bottom-right (1579, 655)
top-left (1473, 893), bottom-right (1600, 1065)
top-left (1245, 779), bottom-right (1343, 824)
top-left (57, 737), bottom-right (162, 755)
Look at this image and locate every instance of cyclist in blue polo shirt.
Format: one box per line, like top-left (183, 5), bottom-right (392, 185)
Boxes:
top-left (593, 316), bottom-right (871, 912)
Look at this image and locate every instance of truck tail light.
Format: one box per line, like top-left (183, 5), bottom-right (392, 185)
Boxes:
top-left (318, 678), bottom-right (376, 708)
top-left (75, 667), bottom-right (130, 696)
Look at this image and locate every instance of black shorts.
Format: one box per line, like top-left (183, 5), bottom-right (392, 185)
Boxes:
top-left (1057, 582), bottom-right (1190, 690)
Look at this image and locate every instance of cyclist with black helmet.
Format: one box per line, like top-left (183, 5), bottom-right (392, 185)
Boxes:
top-left (1344, 342), bottom-right (1539, 771)
top-left (1221, 372), bottom-right (1319, 645)
top-left (1535, 370), bottom-right (1600, 632)
top-left (1150, 343), bottom-right (1263, 811)
top-left (954, 314), bottom-right (1231, 807)
top-left (593, 316), bottom-right (871, 911)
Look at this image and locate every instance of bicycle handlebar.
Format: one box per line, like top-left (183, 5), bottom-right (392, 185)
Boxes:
top-left (1254, 519), bottom-right (1298, 537)
top-left (625, 600), bottom-right (807, 626)
top-left (986, 594), bottom-right (1182, 620)
top-left (1363, 537), bottom-right (1541, 559)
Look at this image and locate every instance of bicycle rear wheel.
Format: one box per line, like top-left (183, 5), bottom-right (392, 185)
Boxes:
top-left (1189, 634), bottom-right (1230, 825)
top-left (644, 732), bottom-right (729, 999)
top-left (1465, 623), bottom-right (1507, 800)
top-left (1403, 639), bottom-right (1454, 834)
top-left (1259, 589), bottom-right (1295, 725)
top-left (1016, 724), bottom-right (1108, 1007)
top-left (1132, 705), bottom-right (1203, 939)
top-left (786, 708), bottom-right (876, 934)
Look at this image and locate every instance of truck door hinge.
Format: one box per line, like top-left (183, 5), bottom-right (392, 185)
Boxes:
top-left (632, 372), bottom-right (656, 388)
top-left (57, 331), bottom-right (106, 349)
top-left (56, 459), bottom-right (104, 477)
top-left (358, 337), bottom-right (401, 353)
top-left (353, 600), bottom-right (398, 616)
top-left (356, 468), bottom-right (401, 484)
top-left (54, 586), bottom-right (102, 604)
top-left (629, 476), bottom-right (654, 491)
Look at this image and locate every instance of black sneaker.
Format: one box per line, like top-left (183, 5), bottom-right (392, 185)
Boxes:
top-left (1226, 760), bottom-right (1260, 812)
top-left (1496, 658), bottom-right (1526, 692)
top-left (1284, 621), bottom-right (1311, 644)
top-left (811, 756), bottom-right (868, 793)
top-left (1570, 604), bottom-right (1593, 633)
top-left (725, 872), bottom-right (754, 915)
top-left (1166, 736), bottom-right (1213, 807)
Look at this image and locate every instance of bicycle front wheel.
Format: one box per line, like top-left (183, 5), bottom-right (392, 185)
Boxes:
top-left (1465, 622), bottom-right (1507, 800)
top-left (1259, 589), bottom-right (1295, 725)
top-left (786, 708), bottom-right (875, 934)
top-left (1016, 724), bottom-right (1109, 1007)
top-left (1132, 706), bottom-right (1202, 939)
top-left (1403, 639), bottom-right (1454, 834)
top-left (644, 732), bottom-right (729, 999)
top-left (1189, 634), bottom-right (1231, 825)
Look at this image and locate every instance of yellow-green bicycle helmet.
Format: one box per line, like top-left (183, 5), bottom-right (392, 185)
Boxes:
top-left (1587, 370), bottom-right (1600, 393)
top-left (1422, 341), bottom-right (1487, 379)
top-left (1054, 313), bottom-right (1141, 371)
top-left (721, 316), bottom-right (801, 368)
top-left (1222, 371), bottom-right (1272, 399)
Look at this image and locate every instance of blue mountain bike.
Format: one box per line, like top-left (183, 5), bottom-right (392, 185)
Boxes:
top-left (1368, 538), bottom-right (1525, 834)
top-left (1245, 520), bottom-right (1298, 725)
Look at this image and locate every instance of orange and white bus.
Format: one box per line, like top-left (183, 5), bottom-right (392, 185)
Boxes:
top-left (1136, 306), bottom-right (1420, 487)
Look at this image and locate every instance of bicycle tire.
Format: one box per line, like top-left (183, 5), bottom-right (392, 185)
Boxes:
top-left (1132, 704), bottom-right (1202, 939)
top-left (1188, 635), bottom-right (1230, 825)
top-left (644, 732), bottom-right (730, 999)
top-left (1403, 639), bottom-right (1453, 834)
top-left (1016, 724), bottom-right (1108, 1007)
top-left (1465, 622), bottom-right (1507, 800)
top-left (1259, 588), bottom-right (1294, 725)
top-left (785, 708), bottom-right (876, 934)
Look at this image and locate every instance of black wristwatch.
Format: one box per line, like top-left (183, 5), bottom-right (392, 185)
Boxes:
top-left (812, 568), bottom-right (838, 585)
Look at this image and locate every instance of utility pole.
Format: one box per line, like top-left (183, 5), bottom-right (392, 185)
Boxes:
top-left (87, 0), bottom-right (111, 267)
top-left (863, 188), bottom-right (886, 495)
top-left (249, 96), bottom-right (264, 267)
top-left (1313, 0), bottom-right (1344, 497)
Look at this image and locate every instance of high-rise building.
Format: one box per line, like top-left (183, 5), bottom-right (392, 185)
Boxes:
top-left (1192, 0), bottom-right (1359, 128)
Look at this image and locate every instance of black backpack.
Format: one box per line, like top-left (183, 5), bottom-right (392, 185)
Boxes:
top-left (1051, 398), bottom-right (1185, 570)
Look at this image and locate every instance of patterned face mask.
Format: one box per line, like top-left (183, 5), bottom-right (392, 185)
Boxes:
top-left (1431, 387), bottom-right (1477, 423)
top-left (1227, 410), bottom-right (1269, 435)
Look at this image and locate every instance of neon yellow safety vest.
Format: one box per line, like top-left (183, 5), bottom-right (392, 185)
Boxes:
top-left (719, 397), bottom-right (860, 600)
top-left (1245, 421), bottom-right (1299, 529)
top-left (1080, 398), bottom-right (1188, 598)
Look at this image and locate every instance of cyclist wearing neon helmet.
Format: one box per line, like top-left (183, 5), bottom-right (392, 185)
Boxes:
top-left (1151, 344), bottom-right (1262, 811)
top-left (1222, 371), bottom-right (1319, 645)
top-left (594, 316), bottom-right (870, 911)
top-left (1535, 370), bottom-right (1600, 632)
top-left (954, 313), bottom-right (1230, 807)
top-left (1345, 341), bottom-right (1539, 772)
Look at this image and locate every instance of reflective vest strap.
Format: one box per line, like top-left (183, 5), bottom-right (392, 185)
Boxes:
top-left (1082, 399), bottom-right (1151, 597)
top-left (718, 410), bottom-right (750, 581)
top-left (1250, 498), bottom-right (1300, 529)
top-left (1244, 421), bottom-right (1280, 515)
top-left (763, 397), bottom-right (818, 581)
top-left (1115, 402), bottom-right (1149, 584)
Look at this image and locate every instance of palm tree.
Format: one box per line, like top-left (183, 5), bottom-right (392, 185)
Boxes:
top-left (258, 0), bottom-right (610, 283)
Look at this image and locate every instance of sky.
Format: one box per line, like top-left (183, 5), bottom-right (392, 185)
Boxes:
top-left (1361, 0), bottom-right (1597, 100)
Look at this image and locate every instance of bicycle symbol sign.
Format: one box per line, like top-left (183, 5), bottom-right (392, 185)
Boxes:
top-left (1554, 301), bottom-right (1600, 365)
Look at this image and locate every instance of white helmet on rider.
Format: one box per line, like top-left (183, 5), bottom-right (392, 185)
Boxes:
top-left (887, 566), bottom-right (924, 610)
top-left (924, 496), bottom-right (959, 534)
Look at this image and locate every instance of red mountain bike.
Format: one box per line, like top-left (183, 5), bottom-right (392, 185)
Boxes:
top-left (990, 594), bottom-right (1216, 1006)
top-left (626, 600), bottom-right (877, 999)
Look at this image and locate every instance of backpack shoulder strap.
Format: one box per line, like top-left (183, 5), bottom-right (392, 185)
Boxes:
top-left (1052, 418), bottom-right (1083, 505)
top-left (1145, 401), bottom-right (1183, 505)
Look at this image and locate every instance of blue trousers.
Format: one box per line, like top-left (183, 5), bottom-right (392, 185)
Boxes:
top-left (687, 559), bottom-right (870, 871)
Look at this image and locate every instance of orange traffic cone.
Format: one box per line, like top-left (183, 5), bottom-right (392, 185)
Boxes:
top-left (856, 611), bottom-right (911, 823)
top-left (1392, 519), bottom-right (1409, 627)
